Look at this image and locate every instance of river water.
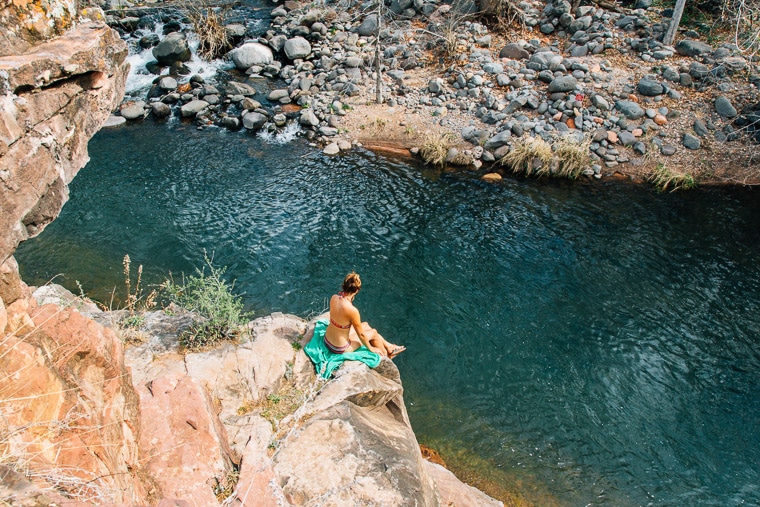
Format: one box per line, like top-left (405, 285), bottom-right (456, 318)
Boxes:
top-left (16, 122), bottom-right (760, 506)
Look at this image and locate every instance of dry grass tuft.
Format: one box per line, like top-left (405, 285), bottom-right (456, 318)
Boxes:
top-left (185, 2), bottom-right (232, 60)
top-left (648, 163), bottom-right (697, 192)
top-left (553, 136), bottom-right (592, 179)
top-left (501, 137), bottom-right (553, 176)
top-left (419, 131), bottom-right (456, 167)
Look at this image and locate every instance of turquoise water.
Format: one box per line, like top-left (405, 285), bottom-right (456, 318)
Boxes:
top-left (16, 122), bottom-right (760, 506)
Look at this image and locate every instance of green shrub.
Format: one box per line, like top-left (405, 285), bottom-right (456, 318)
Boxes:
top-left (163, 254), bottom-right (250, 349)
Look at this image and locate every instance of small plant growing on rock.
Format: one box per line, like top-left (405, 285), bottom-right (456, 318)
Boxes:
top-left (163, 254), bottom-right (250, 350)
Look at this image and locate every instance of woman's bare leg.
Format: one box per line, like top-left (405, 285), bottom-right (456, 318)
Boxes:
top-left (362, 323), bottom-right (404, 357)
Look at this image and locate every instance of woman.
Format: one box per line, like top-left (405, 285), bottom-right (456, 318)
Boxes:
top-left (324, 272), bottom-right (405, 358)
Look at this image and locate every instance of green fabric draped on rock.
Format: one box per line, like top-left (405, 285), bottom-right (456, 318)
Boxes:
top-left (304, 319), bottom-right (381, 378)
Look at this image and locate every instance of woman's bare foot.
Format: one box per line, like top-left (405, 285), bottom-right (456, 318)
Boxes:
top-left (388, 345), bottom-right (406, 359)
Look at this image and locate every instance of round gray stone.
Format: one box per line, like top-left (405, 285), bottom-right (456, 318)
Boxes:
top-left (284, 37), bottom-right (312, 60)
top-left (547, 75), bottom-right (577, 93)
top-left (714, 96), bottom-right (738, 118)
top-left (499, 43), bottom-right (529, 60)
top-left (615, 100), bottom-right (645, 120)
top-left (120, 101), bottom-right (146, 120)
top-left (180, 100), bottom-right (209, 118)
top-left (242, 111), bottom-right (267, 130)
top-left (683, 132), bottom-right (701, 150)
top-left (230, 42), bottom-right (274, 69)
top-left (356, 14), bottom-right (379, 37)
top-left (675, 39), bottom-right (714, 57)
top-left (151, 102), bottom-right (171, 118)
top-left (152, 32), bottom-right (191, 65)
top-left (638, 78), bottom-right (663, 96)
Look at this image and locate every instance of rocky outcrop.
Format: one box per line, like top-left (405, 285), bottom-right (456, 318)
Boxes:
top-left (3, 281), bottom-right (503, 506)
top-left (0, 288), bottom-right (149, 504)
top-left (0, 9), bottom-right (129, 302)
top-left (124, 310), bottom-right (503, 506)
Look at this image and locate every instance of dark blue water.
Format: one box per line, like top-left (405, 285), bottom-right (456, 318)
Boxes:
top-left (16, 122), bottom-right (760, 506)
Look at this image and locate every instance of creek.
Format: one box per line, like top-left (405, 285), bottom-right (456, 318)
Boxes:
top-left (15, 121), bottom-right (760, 506)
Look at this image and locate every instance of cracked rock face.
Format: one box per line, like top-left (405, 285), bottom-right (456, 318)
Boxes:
top-left (0, 14), bottom-right (128, 298)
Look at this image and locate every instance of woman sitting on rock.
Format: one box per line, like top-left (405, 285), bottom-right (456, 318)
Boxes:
top-left (323, 272), bottom-right (405, 358)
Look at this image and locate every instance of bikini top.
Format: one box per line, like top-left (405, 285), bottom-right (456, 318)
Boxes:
top-left (330, 317), bottom-right (351, 329)
top-left (330, 293), bottom-right (352, 329)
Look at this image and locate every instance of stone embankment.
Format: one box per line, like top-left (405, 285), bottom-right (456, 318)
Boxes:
top-left (105, 0), bottom-right (760, 183)
top-left (2, 284), bottom-right (503, 506)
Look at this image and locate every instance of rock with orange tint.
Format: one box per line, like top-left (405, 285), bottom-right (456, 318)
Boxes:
top-left (654, 114), bottom-right (668, 125)
top-left (0, 296), bottom-right (6, 334)
top-left (566, 117), bottom-right (576, 129)
top-left (226, 415), bottom-right (283, 507)
top-left (136, 373), bottom-right (235, 507)
top-left (0, 299), bottom-right (147, 504)
top-left (425, 461), bottom-right (503, 507)
top-left (607, 131), bottom-right (619, 143)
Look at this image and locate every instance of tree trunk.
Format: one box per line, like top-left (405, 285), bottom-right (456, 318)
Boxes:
top-left (375, 7), bottom-right (382, 104)
top-left (663, 0), bottom-right (687, 46)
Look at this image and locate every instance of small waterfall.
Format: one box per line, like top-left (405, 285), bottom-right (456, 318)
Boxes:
top-left (123, 22), bottom-right (233, 98)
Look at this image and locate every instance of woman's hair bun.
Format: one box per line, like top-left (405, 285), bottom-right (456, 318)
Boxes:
top-left (342, 271), bottom-right (362, 293)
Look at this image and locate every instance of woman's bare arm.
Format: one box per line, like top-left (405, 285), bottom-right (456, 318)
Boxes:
top-left (349, 306), bottom-right (382, 353)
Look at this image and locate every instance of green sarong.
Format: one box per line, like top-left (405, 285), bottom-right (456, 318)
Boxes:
top-left (304, 319), bottom-right (381, 379)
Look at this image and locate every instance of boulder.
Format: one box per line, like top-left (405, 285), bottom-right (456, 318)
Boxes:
top-left (683, 132), bottom-right (701, 149)
top-left (0, 300), bottom-right (147, 503)
top-left (428, 78), bottom-right (445, 94)
top-left (151, 102), bottom-right (172, 118)
top-left (268, 34), bottom-right (288, 53)
top-left (547, 75), bottom-right (577, 93)
top-left (714, 96), bottom-right (737, 118)
top-left (618, 131), bottom-right (637, 146)
top-left (158, 76), bottom-right (178, 91)
top-left (267, 89), bottom-right (290, 101)
top-left (615, 100), bottom-right (645, 120)
top-left (356, 14), bottom-right (379, 37)
top-left (500, 43), bottom-right (530, 60)
top-left (323, 142), bottom-right (340, 154)
top-left (226, 81), bottom-right (257, 96)
top-left (230, 42), bottom-right (274, 69)
top-left (300, 109), bottom-right (320, 127)
top-left (180, 99), bottom-right (209, 117)
top-left (152, 32), bottom-right (191, 65)
top-left (284, 36), bottom-right (312, 60)
top-left (135, 373), bottom-right (235, 505)
top-left (638, 77), bottom-right (664, 96)
top-left (675, 39), bottom-right (714, 57)
top-left (120, 100), bottom-right (146, 120)
top-left (484, 129), bottom-right (512, 151)
top-left (242, 111), bottom-right (268, 131)
top-left (0, 22), bottom-right (128, 265)
top-left (591, 94), bottom-right (610, 110)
